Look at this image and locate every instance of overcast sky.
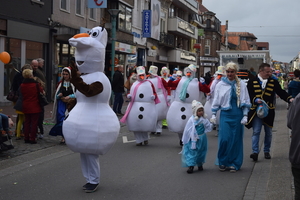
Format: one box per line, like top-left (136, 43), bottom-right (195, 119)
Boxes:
top-left (203, 0), bottom-right (300, 63)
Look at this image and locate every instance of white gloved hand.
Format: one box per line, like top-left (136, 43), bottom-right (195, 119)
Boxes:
top-left (210, 114), bottom-right (217, 124)
top-left (150, 95), bottom-right (155, 100)
top-left (191, 141), bottom-right (196, 149)
top-left (199, 77), bottom-right (205, 83)
top-left (127, 94), bottom-right (132, 99)
top-left (8, 118), bottom-right (14, 128)
top-left (241, 116), bottom-right (248, 125)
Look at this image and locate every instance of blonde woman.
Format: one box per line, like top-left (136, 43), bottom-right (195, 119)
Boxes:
top-left (210, 62), bottom-right (251, 172)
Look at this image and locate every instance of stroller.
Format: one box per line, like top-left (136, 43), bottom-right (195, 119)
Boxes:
top-left (0, 132), bottom-right (14, 153)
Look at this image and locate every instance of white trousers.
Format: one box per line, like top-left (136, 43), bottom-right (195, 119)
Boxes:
top-left (156, 120), bottom-right (162, 132)
top-left (80, 153), bottom-right (100, 184)
top-left (133, 132), bottom-right (149, 143)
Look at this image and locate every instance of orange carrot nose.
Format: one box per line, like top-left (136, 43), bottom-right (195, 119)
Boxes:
top-left (73, 33), bottom-right (90, 39)
top-left (146, 74), bottom-right (150, 77)
top-left (163, 73), bottom-right (167, 76)
top-left (140, 75), bottom-right (145, 80)
top-left (217, 74), bottom-right (222, 79)
top-left (186, 72), bottom-right (191, 76)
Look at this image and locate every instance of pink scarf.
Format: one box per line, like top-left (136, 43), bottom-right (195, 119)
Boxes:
top-left (120, 80), bottom-right (160, 123)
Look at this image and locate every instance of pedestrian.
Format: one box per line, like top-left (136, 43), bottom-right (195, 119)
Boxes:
top-left (112, 65), bottom-right (125, 116)
top-left (120, 66), bottom-right (159, 146)
top-left (288, 69), bottom-right (300, 98)
top-left (181, 100), bottom-right (212, 174)
top-left (211, 62), bottom-right (251, 172)
top-left (167, 64), bottom-right (210, 146)
top-left (287, 93), bottom-right (300, 200)
top-left (49, 67), bottom-right (76, 144)
top-left (250, 67), bottom-right (257, 76)
top-left (0, 113), bottom-right (14, 152)
top-left (20, 69), bottom-right (44, 144)
top-left (246, 63), bottom-right (293, 162)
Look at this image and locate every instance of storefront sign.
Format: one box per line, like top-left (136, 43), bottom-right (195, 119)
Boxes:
top-left (142, 10), bottom-right (151, 38)
top-left (115, 42), bottom-right (136, 54)
top-left (222, 54), bottom-right (265, 58)
top-left (87, 0), bottom-right (107, 8)
top-left (180, 52), bottom-right (196, 61)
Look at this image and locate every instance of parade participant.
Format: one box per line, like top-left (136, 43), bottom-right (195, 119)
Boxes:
top-left (181, 100), bottom-right (212, 174)
top-left (147, 65), bottom-right (169, 135)
top-left (160, 66), bottom-right (171, 128)
top-left (288, 69), bottom-right (300, 98)
top-left (246, 63), bottom-right (293, 162)
top-left (167, 64), bottom-right (210, 146)
top-left (204, 66), bottom-right (226, 136)
top-left (62, 26), bottom-right (120, 193)
top-left (120, 66), bottom-right (159, 146)
top-left (49, 67), bottom-right (76, 144)
top-left (211, 62), bottom-right (251, 172)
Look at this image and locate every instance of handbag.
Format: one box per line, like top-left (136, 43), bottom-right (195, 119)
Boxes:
top-left (256, 100), bottom-right (269, 119)
top-left (6, 90), bottom-right (18, 102)
top-left (36, 83), bottom-right (49, 107)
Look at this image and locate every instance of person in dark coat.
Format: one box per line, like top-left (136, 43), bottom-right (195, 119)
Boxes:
top-left (246, 63), bottom-right (293, 162)
top-left (288, 69), bottom-right (300, 98)
top-left (112, 65), bottom-right (125, 115)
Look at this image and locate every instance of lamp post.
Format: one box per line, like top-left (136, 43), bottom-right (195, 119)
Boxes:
top-left (108, 9), bottom-right (121, 82)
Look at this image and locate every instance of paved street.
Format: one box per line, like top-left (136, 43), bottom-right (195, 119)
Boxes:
top-left (0, 99), bottom-right (294, 199)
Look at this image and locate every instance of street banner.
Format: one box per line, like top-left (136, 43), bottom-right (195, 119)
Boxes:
top-left (142, 10), bottom-right (151, 38)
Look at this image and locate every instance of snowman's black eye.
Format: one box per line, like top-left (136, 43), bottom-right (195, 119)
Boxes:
top-left (91, 30), bottom-right (99, 38)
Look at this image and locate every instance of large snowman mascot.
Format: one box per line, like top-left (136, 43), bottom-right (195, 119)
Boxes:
top-left (147, 65), bottom-right (169, 135)
top-left (120, 66), bottom-right (159, 146)
top-left (62, 26), bottom-right (120, 193)
top-left (167, 64), bottom-right (210, 146)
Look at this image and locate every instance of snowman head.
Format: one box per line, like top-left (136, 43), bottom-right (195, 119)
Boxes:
top-left (136, 66), bottom-right (146, 81)
top-left (160, 67), bottom-right (169, 78)
top-left (148, 65), bottom-right (158, 78)
top-left (184, 64), bottom-right (197, 78)
top-left (68, 26), bottom-right (107, 73)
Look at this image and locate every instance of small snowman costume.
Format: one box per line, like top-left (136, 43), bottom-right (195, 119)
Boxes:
top-left (120, 66), bottom-right (159, 145)
top-left (167, 64), bottom-right (210, 145)
top-left (147, 65), bottom-right (169, 134)
top-left (62, 26), bottom-right (120, 192)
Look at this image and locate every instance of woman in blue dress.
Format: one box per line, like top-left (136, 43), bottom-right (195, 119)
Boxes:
top-left (181, 100), bottom-right (213, 174)
top-left (49, 67), bottom-right (76, 144)
top-left (211, 62), bottom-right (251, 172)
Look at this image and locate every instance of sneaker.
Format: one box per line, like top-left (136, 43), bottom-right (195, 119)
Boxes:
top-left (82, 183), bottom-right (90, 190)
top-left (229, 166), bottom-right (236, 173)
top-left (250, 153), bottom-right (258, 161)
top-left (219, 165), bottom-right (226, 172)
top-left (38, 134), bottom-right (44, 139)
top-left (144, 140), bottom-right (148, 145)
top-left (264, 152), bottom-right (271, 159)
top-left (85, 183), bottom-right (99, 193)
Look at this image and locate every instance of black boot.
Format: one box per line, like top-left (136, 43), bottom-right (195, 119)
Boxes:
top-left (187, 166), bottom-right (194, 174)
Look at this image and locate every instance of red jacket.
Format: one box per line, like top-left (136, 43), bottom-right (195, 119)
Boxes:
top-left (21, 78), bottom-right (43, 114)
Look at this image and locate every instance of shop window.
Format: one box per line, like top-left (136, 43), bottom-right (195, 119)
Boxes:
top-left (89, 8), bottom-right (97, 20)
top-left (118, 3), bottom-right (132, 32)
top-left (76, 0), bottom-right (84, 16)
top-left (60, 0), bottom-right (70, 12)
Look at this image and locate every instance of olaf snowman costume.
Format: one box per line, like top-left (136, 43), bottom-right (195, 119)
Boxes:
top-left (120, 66), bottom-right (159, 145)
top-left (167, 64), bottom-right (210, 144)
top-left (62, 26), bottom-right (120, 191)
top-left (147, 66), bottom-right (169, 134)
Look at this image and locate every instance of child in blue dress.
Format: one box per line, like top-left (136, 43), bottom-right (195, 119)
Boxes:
top-left (181, 100), bottom-right (213, 174)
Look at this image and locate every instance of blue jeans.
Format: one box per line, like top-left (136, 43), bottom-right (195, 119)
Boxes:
top-left (252, 115), bottom-right (272, 153)
top-left (0, 113), bottom-right (9, 131)
top-left (113, 92), bottom-right (123, 114)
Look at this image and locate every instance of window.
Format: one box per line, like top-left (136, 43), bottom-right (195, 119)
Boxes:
top-left (118, 4), bottom-right (132, 32)
top-left (160, 10), bottom-right (167, 33)
top-left (76, 0), bottom-right (84, 16)
top-left (60, 0), bottom-right (70, 12)
top-left (169, 5), bottom-right (174, 17)
top-left (205, 39), bottom-right (211, 55)
top-left (89, 8), bottom-right (96, 20)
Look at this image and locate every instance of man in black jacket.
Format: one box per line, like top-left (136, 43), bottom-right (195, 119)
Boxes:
top-left (112, 65), bottom-right (125, 115)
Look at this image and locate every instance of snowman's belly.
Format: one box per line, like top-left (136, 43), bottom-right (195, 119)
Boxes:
top-left (166, 101), bottom-right (192, 133)
top-left (126, 102), bottom-right (157, 132)
top-left (63, 103), bottom-right (120, 155)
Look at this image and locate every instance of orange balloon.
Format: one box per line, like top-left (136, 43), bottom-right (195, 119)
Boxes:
top-left (0, 51), bottom-right (11, 64)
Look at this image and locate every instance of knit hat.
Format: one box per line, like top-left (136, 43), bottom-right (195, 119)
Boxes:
top-left (192, 100), bottom-right (204, 120)
top-left (215, 66), bottom-right (225, 75)
top-left (136, 66), bottom-right (146, 76)
top-left (148, 65), bottom-right (158, 76)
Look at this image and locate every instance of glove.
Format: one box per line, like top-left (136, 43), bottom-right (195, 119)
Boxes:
top-left (150, 95), bottom-right (155, 100)
top-left (199, 77), bottom-right (205, 84)
top-left (127, 94), bottom-right (132, 99)
top-left (167, 95), bottom-right (172, 103)
top-left (191, 141), bottom-right (196, 149)
top-left (210, 114), bottom-right (216, 124)
top-left (241, 116), bottom-right (248, 125)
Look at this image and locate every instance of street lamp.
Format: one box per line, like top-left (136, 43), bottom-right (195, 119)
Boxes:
top-left (108, 9), bottom-right (121, 82)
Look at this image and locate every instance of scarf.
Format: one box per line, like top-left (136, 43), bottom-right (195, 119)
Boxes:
top-left (179, 77), bottom-right (193, 101)
top-left (258, 74), bottom-right (268, 89)
top-left (222, 77), bottom-right (238, 107)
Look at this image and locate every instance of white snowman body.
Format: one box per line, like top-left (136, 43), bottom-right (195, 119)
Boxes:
top-left (147, 76), bottom-right (168, 120)
top-left (166, 77), bottom-right (200, 133)
top-left (62, 27), bottom-right (120, 155)
top-left (126, 80), bottom-right (157, 132)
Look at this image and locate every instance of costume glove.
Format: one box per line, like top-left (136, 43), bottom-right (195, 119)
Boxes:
top-left (150, 95), bottom-right (155, 100)
top-left (210, 114), bottom-right (217, 124)
top-left (199, 77), bottom-right (205, 84)
top-left (191, 141), bottom-right (196, 149)
top-left (127, 94), bottom-right (132, 99)
top-left (241, 116), bottom-right (248, 125)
